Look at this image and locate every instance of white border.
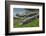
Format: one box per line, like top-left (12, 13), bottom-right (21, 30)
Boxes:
top-left (10, 5), bottom-right (43, 33)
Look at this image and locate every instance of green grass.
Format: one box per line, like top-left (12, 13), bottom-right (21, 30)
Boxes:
top-left (13, 18), bottom-right (39, 28)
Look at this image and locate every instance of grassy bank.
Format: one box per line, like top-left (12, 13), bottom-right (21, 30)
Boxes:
top-left (13, 18), bottom-right (39, 28)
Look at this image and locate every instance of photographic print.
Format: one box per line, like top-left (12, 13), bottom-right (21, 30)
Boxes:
top-left (5, 1), bottom-right (45, 35)
top-left (13, 8), bottom-right (39, 28)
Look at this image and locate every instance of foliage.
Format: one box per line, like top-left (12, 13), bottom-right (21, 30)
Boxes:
top-left (13, 18), bottom-right (39, 28)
